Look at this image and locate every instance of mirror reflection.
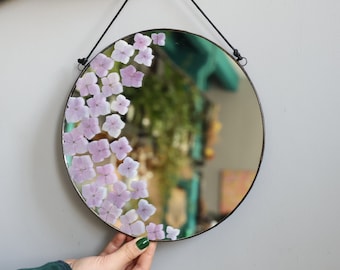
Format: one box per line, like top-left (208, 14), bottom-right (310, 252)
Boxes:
top-left (62, 29), bottom-right (264, 241)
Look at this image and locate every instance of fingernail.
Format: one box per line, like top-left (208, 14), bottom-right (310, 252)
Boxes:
top-left (136, 237), bottom-right (149, 250)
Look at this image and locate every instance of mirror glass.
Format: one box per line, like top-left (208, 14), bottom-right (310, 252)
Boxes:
top-left (62, 29), bottom-right (264, 241)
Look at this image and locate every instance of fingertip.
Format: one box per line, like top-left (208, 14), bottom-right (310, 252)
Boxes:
top-left (109, 236), bottom-right (150, 266)
top-left (147, 241), bottom-right (157, 255)
top-left (132, 239), bottom-right (157, 270)
top-left (136, 237), bottom-right (150, 250)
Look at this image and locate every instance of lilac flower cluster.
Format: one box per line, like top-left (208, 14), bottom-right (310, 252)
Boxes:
top-left (63, 32), bottom-right (179, 241)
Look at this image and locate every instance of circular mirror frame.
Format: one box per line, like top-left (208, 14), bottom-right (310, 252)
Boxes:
top-left (61, 28), bottom-right (264, 241)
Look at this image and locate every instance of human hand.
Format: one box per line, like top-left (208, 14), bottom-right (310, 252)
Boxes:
top-left (65, 233), bottom-right (157, 270)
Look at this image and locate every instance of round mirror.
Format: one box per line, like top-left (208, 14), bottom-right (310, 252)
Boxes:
top-left (62, 29), bottom-right (264, 241)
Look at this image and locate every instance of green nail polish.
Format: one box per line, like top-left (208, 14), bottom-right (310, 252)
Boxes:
top-left (136, 237), bottom-right (149, 250)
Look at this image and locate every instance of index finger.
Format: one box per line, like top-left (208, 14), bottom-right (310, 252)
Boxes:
top-left (129, 242), bottom-right (157, 270)
top-left (99, 232), bottom-right (128, 256)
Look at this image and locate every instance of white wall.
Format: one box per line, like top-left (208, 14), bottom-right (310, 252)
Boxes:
top-left (1, 0), bottom-right (340, 269)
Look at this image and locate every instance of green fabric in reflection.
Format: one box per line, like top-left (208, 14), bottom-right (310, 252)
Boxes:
top-left (164, 31), bottom-right (239, 91)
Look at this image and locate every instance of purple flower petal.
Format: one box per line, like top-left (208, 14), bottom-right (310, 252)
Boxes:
top-left (111, 94), bottom-right (130, 115)
top-left (79, 117), bottom-right (101, 140)
top-left (65, 97), bottom-right (89, 123)
top-left (88, 139), bottom-right (111, 163)
top-left (96, 164), bottom-right (118, 186)
top-left (130, 221), bottom-right (146, 236)
top-left (120, 220), bottom-right (145, 236)
top-left (102, 114), bottom-right (125, 138)
top-left (101, 72), bottom-right (123, 97)
top-left (136, 199), bottom-right (156, 221)
top-left (98, 199), bottom-right (122, 224)
top-left (151, 33), bottom-right (166, 46)
top-left (134, 48), bottom-right (154, 67)
top-left (107, 181), bottom-right (131, 208)
top-left (130, 180), bottom-right (149, 199)
top-left (111, 40), bottom-right (134, 64)
top-left (118, 157), bottom-right (139, 178)
top-left (120, 209), bottom-right (138, 224)
top-left (110, 136), bottom-right (132, 160)
top-left (82, 183), bottom-right (107, 208)
top-left (69, 155), bottom-right (96, 183)
top-left (75, 72), bottom-right (100, 96)
top-left (146, 223), bottom-right (165, 240)
top-left (133, 33), bottom-right (152, 50)
top-left (87, 95), bottom-right (110, 117)
top-left (166, 226), bottom-right (180, 240)
top-left (120, 223), bottom-right (132, 235)
top-left (90, 53), bottom-right (114, 78)
top-left (63, 128), bottom-right (88, 156)
top-left (119, 209), bottom-right (146, 236)
top-left (120, 65), bottom-right (144, 88)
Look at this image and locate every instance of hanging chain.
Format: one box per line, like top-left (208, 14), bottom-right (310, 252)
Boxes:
top-left (77, 0), bottom-right (247, 68)
top-left (189, 0), bottom-right (247, 65)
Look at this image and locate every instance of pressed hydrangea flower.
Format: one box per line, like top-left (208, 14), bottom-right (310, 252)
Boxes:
top-left (101, 72), bottom-right (123, 97)
top-left (118, 157), bottom-right (139, 178)
top-left (69, 155), bottom-right (96, 183)
top-left (102, 114), bottom-right (125, 138)
top-left (110, 136), bottom-right (132, 160)
top-left (120, 209), bottom-right (138, 224)
top-left (120, 209), bottom-right (146, 236)
top-left (111, 94), bottom-right (130, 115)
top-left (111, 40), bottom-right (134, 64)
top-left (88, 139), bottom-right (111, 163)
top-left (134, 48), bottom-right (154, 67)
top-left (96, 164), bottom-right (118, 186)
top-left (166, 226), bottom-right (180, 240)
top-left (65, 97), bottom-right (89, 123)
top-left (136, 199), bottom-right (156, 221)
top-left (63, 128), bottom-right (88, 156)
top-left (82, 183), bottom-right (107, 208)
top-left (75, 72), bottom-right (100, 96)
top-left (151, 33), bottom-right (166, 46)
top-left (121, 220), bottom-right (145, 236)
top-left (120, 65), bottom-right (144, 88)
top-left (146, 223), bottom-right (165, 240)
top-left (107, 181), bottom-right (131, 209)
top-left (98, 199), bottom-right (122, 224)
top-left (90, 53), bottom-right (114, 78)
top-left (87, 95), bottom-right (110, 117)
top-left (79, 117), bottom-right (100, 140)
top-left (133, 33), bottom-right (152, 50)
top-left (130, 180), bottom-right (149, 199)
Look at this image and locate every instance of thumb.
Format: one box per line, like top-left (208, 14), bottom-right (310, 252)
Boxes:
top-left (105, 237), bottom-right (150, 269)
